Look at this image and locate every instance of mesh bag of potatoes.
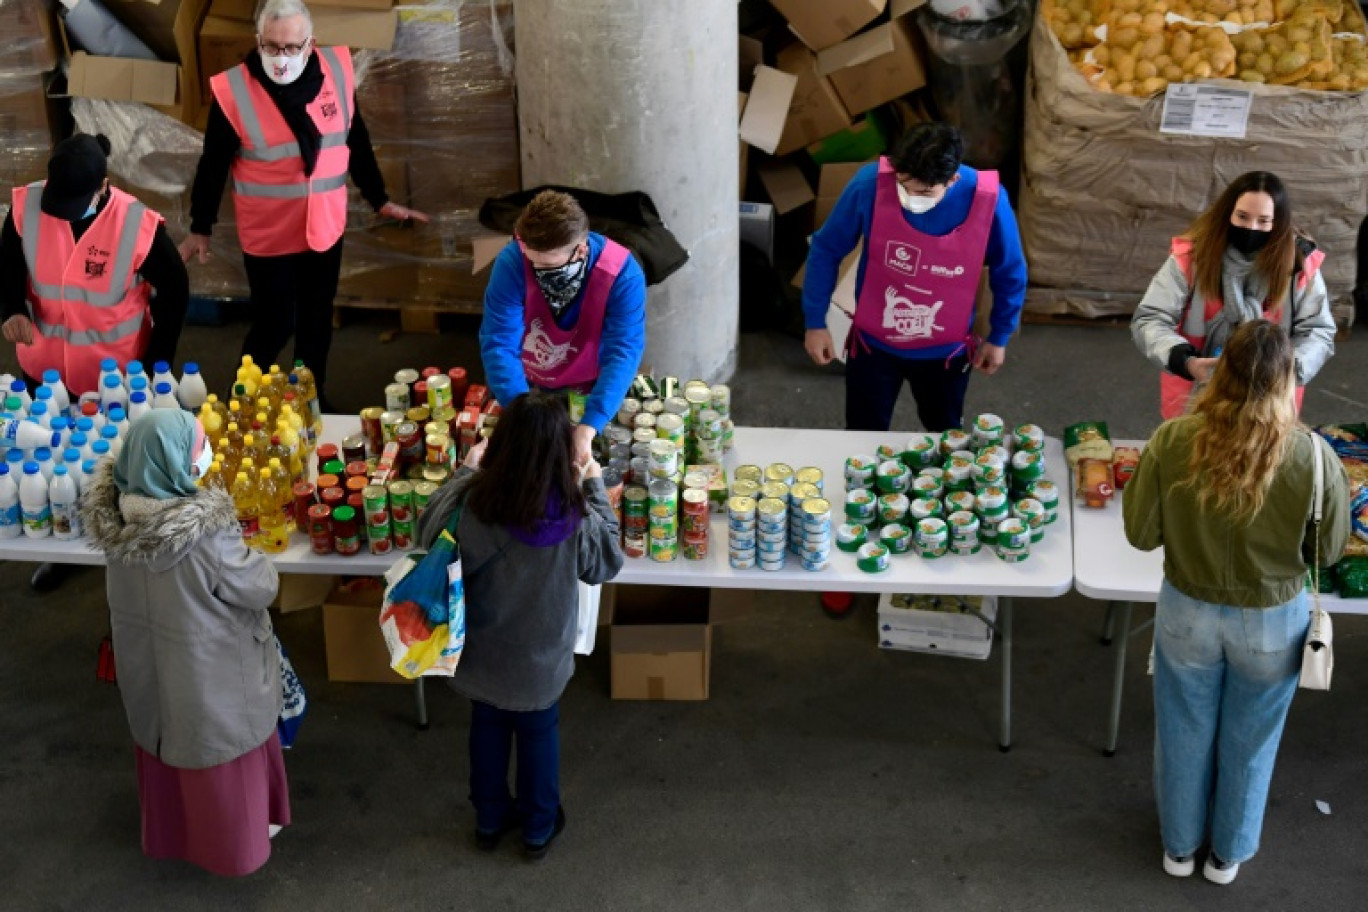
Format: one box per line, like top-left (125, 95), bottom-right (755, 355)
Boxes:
top-left (1084, 21), bottom-right (1237, 95)
top-left (1274, 0), bottom-right (1346, 25)
top-left (1298, 35), bottom-right (1368, 89)
top-left (1168, 0), bottom-right (1276, 26)
top-left (1231, 13), bottom-right (1334, 83)
top-left (1044, 0), bottom-right (1103, 48)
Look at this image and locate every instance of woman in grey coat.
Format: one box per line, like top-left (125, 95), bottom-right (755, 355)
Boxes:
top-left (1131, 171), bottom-right (1335, 421)
top-left (83, 409), bottom-right (287, 877)
top-left (417, 391), bottom-right (623, 860)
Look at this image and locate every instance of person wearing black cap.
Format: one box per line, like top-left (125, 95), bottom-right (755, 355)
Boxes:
top-left (0, 133), bottom-right (189, 395)
top-left (0, 133), bottom-right (189, 592)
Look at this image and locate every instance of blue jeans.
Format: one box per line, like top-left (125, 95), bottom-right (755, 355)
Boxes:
top-left (1152, 581), bottom-right (1308, 863)
top-left (469, 700), bottom-right (560, 844)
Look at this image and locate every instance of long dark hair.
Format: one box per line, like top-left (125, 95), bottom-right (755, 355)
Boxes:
top-left (1186, 171), bottom-right (1299, 307)
top-left (464, 391), bottom-right (587, 531)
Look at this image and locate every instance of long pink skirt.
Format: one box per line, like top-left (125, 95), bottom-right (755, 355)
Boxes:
top-left (135, 730), bottom-right (291, 877)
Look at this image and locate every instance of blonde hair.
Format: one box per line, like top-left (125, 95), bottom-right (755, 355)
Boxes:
top-left (1181, 320), bottom-right (1300, 522)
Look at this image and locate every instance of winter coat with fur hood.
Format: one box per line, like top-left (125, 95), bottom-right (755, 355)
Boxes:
top-left (82, 460), bottom-right (281, 769)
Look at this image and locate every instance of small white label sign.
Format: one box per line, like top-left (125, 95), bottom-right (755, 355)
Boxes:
top-left (1159, 84), bottom-right (1254, 139)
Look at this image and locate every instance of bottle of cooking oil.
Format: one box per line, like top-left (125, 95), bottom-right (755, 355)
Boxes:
top-left (232, 470), bottom-right (260, 547)
top-left (206, 394), bottom-right (230, 437)
top-left (232, 381), bottom-right (255, 415)
top-left (221, 422), bottom-right (245, 480)
top-left (198, 401), bottom-right (223, 447)
top-left (280, 402), bottom-right (306, 454)
top-left (275, 420), bottom-right (303, 480)
top-left (291, 360), bottom-right (322, 442)
top-left (264, 365), bottom-right (289, 415)
top-left (239, 355), bottom-right (263, 398)
top-left (256, 467), bottom-right (289, 553)
top-left (201, 459), bottom-right (225, 491)
top-left (266, 435), bottom-right (292, 482)
top-left (242, 433), bottom-right (264, 469)
top-left (267, 456), bottom-right (293, 519)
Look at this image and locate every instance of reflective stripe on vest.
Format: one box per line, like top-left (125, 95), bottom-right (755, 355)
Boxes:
top-left (233, 173), bottom-right (349, 198)
top-left (19, 182), bottom-right (146, 308)
top-left (33, 308), bottom-right (145, 347)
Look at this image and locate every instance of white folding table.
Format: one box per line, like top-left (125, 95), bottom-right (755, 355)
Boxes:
top-left (1071, 439), bottom-right (1368, 756)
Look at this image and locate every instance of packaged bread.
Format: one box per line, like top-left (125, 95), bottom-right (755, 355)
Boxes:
top-left (1076, 458), bottom-right (1116, 508)
top-left (1046, 0), bottom-right (1103, 49)
top-left (1232, 13), bottom-right (1333, 84)
top-left (1064, 421), bottom-right (1114, 467)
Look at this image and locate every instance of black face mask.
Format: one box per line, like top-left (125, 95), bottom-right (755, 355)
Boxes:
top-left (532, 254), bottom-right (589, 315)
top-left (1229, 225), bottom-right (1272, 257)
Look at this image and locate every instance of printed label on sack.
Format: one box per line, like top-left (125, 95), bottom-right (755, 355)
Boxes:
top-left (1160, 84), bottom-right (1252, 139)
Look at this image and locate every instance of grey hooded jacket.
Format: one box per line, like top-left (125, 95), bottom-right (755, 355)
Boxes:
top-left (417, 467), bottom-right (623, 712)
top-left (82, 460), bottom-right (281, 769)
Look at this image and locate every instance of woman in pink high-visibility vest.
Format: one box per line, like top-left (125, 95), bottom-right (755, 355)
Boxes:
top-left (1132, 171), bottom-right (1336, 420)
top-left (180, 0), bottom-right (428, 409)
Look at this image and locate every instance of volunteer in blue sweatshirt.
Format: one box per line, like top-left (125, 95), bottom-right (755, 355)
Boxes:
top-left (801, 123), bottom-right (1028, 434)
top-left (479, 190), bottom-right (647, 465)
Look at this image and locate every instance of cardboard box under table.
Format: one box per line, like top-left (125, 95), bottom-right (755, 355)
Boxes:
top-left (607, 585), bottom-right (714, 701)
top-left (322, 581), bottom-right (405, 684)
top-left (877, 594), bottom-right (997, 660)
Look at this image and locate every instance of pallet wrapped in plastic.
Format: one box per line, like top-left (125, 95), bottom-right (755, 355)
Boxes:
top-left (0, 0), bottom-right (59, 77)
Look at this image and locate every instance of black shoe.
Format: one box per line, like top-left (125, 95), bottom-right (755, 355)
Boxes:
top-left (30, 562), bottom-right (68, 593)
top-left (474, 816), bottom-right (520, 853)
top-left (523, 807), bottom-right (566, 861)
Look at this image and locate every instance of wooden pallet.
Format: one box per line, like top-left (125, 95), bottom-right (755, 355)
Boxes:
top-left (332, 297), bottom-right (483, 334)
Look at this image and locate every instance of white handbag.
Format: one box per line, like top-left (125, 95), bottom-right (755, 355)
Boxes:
top-left (1299, 432), bottom-right (1333, 691)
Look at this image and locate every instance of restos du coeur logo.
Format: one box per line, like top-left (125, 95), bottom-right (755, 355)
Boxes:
top-left (929, 264), bottom-right (966, 278)
top-left (884, 240), bottom-right (921, 277)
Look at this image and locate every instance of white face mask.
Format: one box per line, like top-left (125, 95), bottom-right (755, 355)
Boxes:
top-left (192, 444), bottom-right (213, 479)
top-left (261, 51), bottom-right (307, 85)
top-left (897, 183), bottom-right (941, 215)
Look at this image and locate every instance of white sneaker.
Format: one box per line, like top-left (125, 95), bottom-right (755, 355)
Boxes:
top-left (1203, 855), bottom-right (1239, 885)
top-left (1163, 852), bottom-right (1195, 877)
top-left (269, 824), bottom-right (284, 839)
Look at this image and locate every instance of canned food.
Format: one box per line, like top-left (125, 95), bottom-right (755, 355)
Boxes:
top-left (321, 486), bottom-right (346, 510)
top-left (426, 374), bottom-right (453, 413)
top-left (731, 479), bottom-right (760, 500)
top-left (857, 542), bottom-right (890, 573)
top-left (801, 498), bottom-right (832, 524)
top-left (617, 398), bottom-right (642, 427)
top-left (909, 497), bottom-right (944, 522)
top-left (915, 517), bottom-right (949, 558)
top-left (363, 484), bottom-right (390, 526)
top-left (1014, 423), bottom-right (1046, 453)
top-left (710, 384), bottom-right (731, 416)
top-left (643, 397), bottom-right (665, 416)
top-left (649, 479), bottom-right (678, 518)
top-left (729, 554), bottom-right (757, 570)
top-left (360, 408), bottom-right (385, 455)
top-left (760, 481), bottom-right (790, 502)
top-left (836, 523), bottom-right (867, 552)
top-left (623, 534), bottom-right (647, 559)
top-left (433, 406), bottom-right (460, 440)
top-left (413, 481), bottom-right (438, 518)
top-left (878, 493), bottom-right (910, 524)
top-left (293, 481), bottom-right (316, 533)
top-left (649, 537), bottom-right (678, 563)
top-left (801, 556), bottom-right (830, 573)
top-left (845, 488), bottom-right (877, 522)
top-left (941, 430), bottom-right (971, 456)
top-left (972, 461), bottom-right (1007, 488)
top-left (996, 517), bottom-right (1031, 551)
top-left (681, 535), bottom-right (709, 561)
top-left (945, 456), bottom-right (975, 492)
top-left (385, 382), bottom-right (411, 413)
top-left (902, 434), bottom-right (941, 469)
top-left (696, 408), bottom-right (724, 441)
top-left (880, 522), bottom-right (912, 554)
top-left (876, 444), bottom-right (900, 465)
top-left (368, 526), bottom-right (393, 555)
top-left (656, 413), bottom-right (686, 447)
top-left (662, 396), bottom-right (690, 419)
top-left (421, 433), bottom-right (447, 467)
top-left (1011, 449), bottom-right (1046, 486)
top-left (795, 467), bottom-right (824, 492)
top-left (446, 368), bottom-right (469, 406)
top-left (381, 410), bottom-right (406, 443)
top-left (948, 510), bottom-right (980, 549)
top-left (395, 421), bottom-right (423, 464)
top-left (307, 504), bottom-right (334, 554)
top-left (764, 463), bottom-right (795, 487)
top-left (945, 490), bottom-right (977, 515)
top-left (910, 474), bottom-right (943, 500)
top-left (392, 518), bottom-right (416, 551)
top-left (332, 505), bottom-right (361, 556)
top-left (341, 435), bottom-right (367, 466)
top-left (316, 443), bottom-right (340, 476)
top-left (394, 368), bottom-right (420, 389)
top-left (406, 406), bottom-right (431, 427)
top-left (734, 465), bottom-right (763, 484)
top-left (757, 497), bottom-right (787, 522)
top-left (973, 413), bottom-right (1005, 448)
top-left (1013, 498), bottom-right (1047, 542)
top-left (759, 556), bottom-right (787, 572)
top-left (634, 412), bottom-right (657, 431)
top-left (682, 487), bottom-right (709, 512)
top-left (1029, 479), bottom-right (1061, 523)
top-left (388, 480), bottom-right (415, 523)
top-left (728, 495), bottom-right (757, 519)
top-left (682, 470), bottom-right (710, 492)
top-left (875, 460), bottom-right (911, 494)
top-left (421, 465), bottom-right (450, 485)
top-left (975, 486), bottom-right (1009, 522)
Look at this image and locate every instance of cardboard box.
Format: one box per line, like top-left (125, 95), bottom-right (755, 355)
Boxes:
top-left (201, 0), bottom-right (397, 73)
top-left (271, 574), bottom-right (341, 613)
top-left (56, 0), bottom-right (209, 125)
top-left (739, 201), bottom-right (775, 263)
top-left (771, 0), bottom-right (886, 51)
top-left (757, 161), bottom-right (815, 215)
top-left (807, 114), bottom-right (890, 165)
top-left (608, 585), bottom-right (712, 701)
top-left (816, 160), bottom-right (867, 227)
top-left (737, 64), bottom-right (797, 155)
top-left (197, 16), bottom-right (254, 100)
top-left (818, 17), bottom-right (927, 117)
top-left (213, 0), bottom-right (394, 17)
top-left (774, 42), bottom-right (852, 156)
top-left (322, 581), bottom-right (405, 683)
top-left (877, 594), bottom-right (996, 660)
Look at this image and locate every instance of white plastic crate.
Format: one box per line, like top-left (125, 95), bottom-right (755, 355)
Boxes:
top-left (876, 593), bottom-right (996, 661)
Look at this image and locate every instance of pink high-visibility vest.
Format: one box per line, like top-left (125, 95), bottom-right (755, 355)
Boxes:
top-left (11, 182), bottom-right (161, 395)
top-left (211, 47), bottom-right (355, 257)
top-left (520, 240), bottom-right (631, 391)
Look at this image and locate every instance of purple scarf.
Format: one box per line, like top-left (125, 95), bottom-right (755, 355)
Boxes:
top-left (509, 488), bottom-right (580, 547)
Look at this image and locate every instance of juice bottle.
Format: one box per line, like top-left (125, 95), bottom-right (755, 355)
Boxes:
top-left (256, 467), bottom-right (289, 553)
top-left (232, 470), bottom-right (260, 547)
top-left (292, 360), bottom-right (322, 441)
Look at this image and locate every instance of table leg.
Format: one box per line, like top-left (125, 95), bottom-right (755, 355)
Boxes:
top-left (1104, 601), bottom-right (1134, 758)
top-left (1100, 601), bottom-right (1118, 646)
top-left (999, 596), bottom-right (1013, 753)
top-left (414, 678), bottom-right (429, 731)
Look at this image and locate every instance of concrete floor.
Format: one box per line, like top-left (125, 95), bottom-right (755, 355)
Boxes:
top-left (1, 312), bottom-right (1367, 911)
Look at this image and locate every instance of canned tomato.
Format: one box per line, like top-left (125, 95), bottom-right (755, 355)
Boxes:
top-left (340, 435), bottom-right (366, 466)
top-left (307, 504), bottom-right (333, 554)
top-left (623, 534), bottom-right (647, 559)
top-left (413, 481), bottom-right (438, 519)
top-left (331, 505), bottom-right (361, 555)
top-left (388, 480), bottom-right (415, 523)
top-left (292, 481), bottom-right (316, 532)
top-left (385, 382), bottom-right (411, 413)
top-left (446, 367), bottom-right (468, 405)
top-left (363, 484), bottom-right (390, 526)
top-left (380, 410), bottom-right (406, 443)
top-left (360, 408), bottom-right (385, 455)
top-left (857, 542), bottom-right (890, 573)
top-left (426, 375), bottom-right (453, 413)
top-left (880, 522), bottom-right (912, 554)
top-left (392, 518), bottom-right (415, 551)
top-left (368, 525), bottom-right (393, 555)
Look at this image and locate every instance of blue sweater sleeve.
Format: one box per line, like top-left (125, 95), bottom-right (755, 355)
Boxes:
top-left (478, 242), bottom-right (533, 406)
top-left (582, 253), bottom-right (647, 432)
top-left (983, 188), bottom-right (1028, 348)
top-left (801, 164), bottom-right (878, 331)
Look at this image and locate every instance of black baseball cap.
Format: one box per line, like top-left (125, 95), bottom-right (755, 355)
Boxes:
top-left (41, 133), bottom-right (111, 221)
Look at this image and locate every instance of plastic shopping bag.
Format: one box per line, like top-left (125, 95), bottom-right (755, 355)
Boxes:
top-left (574, 582), bottom-right (601, 655)
top-left (379, 508), bottom-right (466, 678)
top-left (276, 637), bottom-right (306, 748)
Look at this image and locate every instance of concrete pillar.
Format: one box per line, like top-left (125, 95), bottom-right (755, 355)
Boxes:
top-left (514, 0), bottom-right (739, 383)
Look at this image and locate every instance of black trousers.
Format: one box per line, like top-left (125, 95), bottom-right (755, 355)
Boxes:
top-left (844, 343), bottom-right (972, 433)
top-left (241, 238), bottom-right (344, 394)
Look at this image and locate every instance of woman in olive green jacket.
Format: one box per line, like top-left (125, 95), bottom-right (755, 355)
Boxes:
top-left (1123, 320), bottom-right (1349, 886)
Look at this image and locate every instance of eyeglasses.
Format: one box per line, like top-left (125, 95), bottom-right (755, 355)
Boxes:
top-left (259, 37), bottom-right (313, 57)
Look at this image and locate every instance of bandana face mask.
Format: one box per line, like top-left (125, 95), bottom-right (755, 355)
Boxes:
top-left (532, 252), bottom-right (590, 314)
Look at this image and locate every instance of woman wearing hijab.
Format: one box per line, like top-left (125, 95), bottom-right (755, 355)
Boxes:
top-left (82, 410), bottom-right (287, 877)
top-left (179, 0), bottom-right (427, 410)
top-left (1131, 171), bottom-right (1336, 420)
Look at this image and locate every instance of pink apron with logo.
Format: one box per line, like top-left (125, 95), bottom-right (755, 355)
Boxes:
top-left (520, 239), bottom-right (631, 390)
top-left (851, 158), bottom-right (998, 356)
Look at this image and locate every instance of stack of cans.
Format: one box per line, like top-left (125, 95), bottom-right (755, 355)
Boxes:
top-left (996, 517), bottom-right (1031, 562)
top-left (914, 517), bottom-right (949, 558)
top-left (647, 479), bottom-right (678, 562)
top-left (622, 484), bottom-right (648, 557)
top-left (656, 412), bottom-right (686, 452)
top-left (1013, 498), bottom-right (1047, 543)
top-left (683, 382), bottom-right (712, 464)
top-left (728, 495), bottom-right (758, 569)
top-left (648, 439), bottom-right (679, 481)
top-left (787, 482), bottom-right (821, 555)
top-left (756, 497), bottom-right (788, 571)
top-left (1029, 479), bottom-right (1060, 523)
top-left (710, 384), bottom-right (734, 453)
top-left (796, 498), bottom-right (832, 571)
top-left (680, 488), bottom-right (710, 560)
top-left (363, 484), bottom-right (393, 555)
top-left (694, 408), bottom-right (725, 464)
top-left (948, 511), bottom-right (981, 555)
top-left (388, 481), bottom-right (416, 551)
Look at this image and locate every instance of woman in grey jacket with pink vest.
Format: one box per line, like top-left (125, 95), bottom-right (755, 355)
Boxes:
top-left (417, 391), bottom-right (623, 860)
top-left (83, 409), bottom-right (286, 877)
